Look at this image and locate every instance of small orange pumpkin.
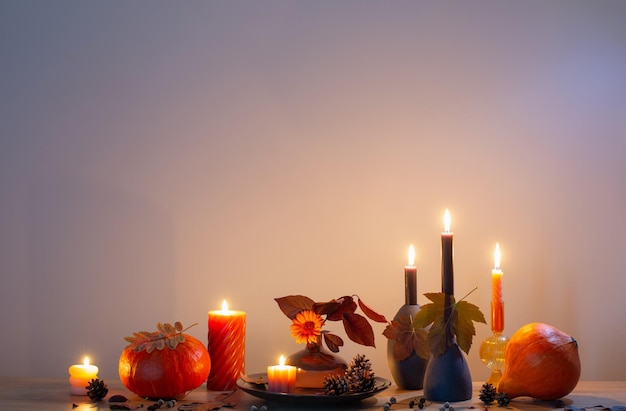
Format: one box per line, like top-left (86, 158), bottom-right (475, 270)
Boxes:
top-left (498, 322), bottom-right (580, 400)
top-left (118, 322), bottom-right (211, 399)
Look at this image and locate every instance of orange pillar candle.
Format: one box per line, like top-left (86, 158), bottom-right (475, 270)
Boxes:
top-left (68, 357), bottom-right (98, 395)
top-left (491, 243), bottom-right (504, 333)
top-left (207, 300), bottom-right (246, 390)
top-left (267, 355), bottom-right (296, 393)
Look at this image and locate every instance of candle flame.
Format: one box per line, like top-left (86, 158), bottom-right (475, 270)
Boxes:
top-left (408, 245), bottom-right (415, 266)
top-left (83, 356), bottom-right (90, 366)
top-left (221, 300), bottom-right (229, 311)
top-left (444, 209), bottom-right (451, 233)
top-left (494, 243), bottom-right (501, 270)
top-left (279, 355), bottom-right (286, 366)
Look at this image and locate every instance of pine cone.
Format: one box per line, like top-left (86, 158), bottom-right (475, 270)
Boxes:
top-left (479, 382), bottom-right (497, 405)
top-left (323, 374), bottom-right (350, 395)
top-left (346, 354), bottom-right (376, 393)
top-left (496, 392), bottom-right (510, 407)
top-left (86, 378), bottom-right (108, 401)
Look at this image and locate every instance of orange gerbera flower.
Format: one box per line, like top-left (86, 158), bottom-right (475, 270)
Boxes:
top-left (290, 309), bottom-right (324, 344)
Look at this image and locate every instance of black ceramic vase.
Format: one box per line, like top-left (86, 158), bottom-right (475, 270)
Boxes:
top-left (423, 342), bottom-right (472, 402)
top-left (387, 304), bottom-right (428, 390)
top-left (386, 256), bottom-right (428, 390)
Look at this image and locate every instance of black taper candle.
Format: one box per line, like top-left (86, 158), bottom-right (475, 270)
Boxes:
top-left (441, 210), bottom-right (454, 326)
top-left (441, 233), bottom-right (454, 296)
top-left (405, 266), bottom-right (417, 305)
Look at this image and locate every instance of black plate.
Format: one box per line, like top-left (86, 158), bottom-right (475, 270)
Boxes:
top-left (236, 373), bottom-right (390, 405)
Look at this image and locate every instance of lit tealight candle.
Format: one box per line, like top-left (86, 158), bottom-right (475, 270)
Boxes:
top-left (267, 355), bottom-right (296, 393)
top-left (491, 243), bottom-right (504, 333)
top-left (68, 357), bottom-right (98, 395)
top-left (207, 300), bottom-right (246, 390)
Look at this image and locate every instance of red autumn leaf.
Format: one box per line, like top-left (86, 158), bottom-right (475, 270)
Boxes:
top-left (357, 297), bottom-right (387, 323)
top-left (274, 295), bottom-right (315, 320)
top-left (342, 312), bottom-right (375, 347)
top-left (322, 332), bottom-right (344, 353)
top-left (382, 320), bottom-right (403, 341)
top-left (326, 296), bottom-right (357, 321)
top-left (383, 315), bottom-right (429, 361)
top-left (313, 300), bottom-right (342, 316)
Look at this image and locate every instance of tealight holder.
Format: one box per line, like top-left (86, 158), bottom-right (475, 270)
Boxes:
top-left (479, 301), bottom-right (508, 385)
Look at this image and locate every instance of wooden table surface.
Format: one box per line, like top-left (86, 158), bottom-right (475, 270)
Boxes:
top-left (0, 378), bottom-right (624, 411)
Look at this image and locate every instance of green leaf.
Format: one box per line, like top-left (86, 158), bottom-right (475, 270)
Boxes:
top-left (412, 328), bottom-right (430, 359)
top-left (412, 301), bottom-right (444, 329)
top-left (413, 290), bottom-right (486, 357)
top-left (426, 316), bottom-right (449, 357)
top-left (454, 300), bottom-right (487, 355)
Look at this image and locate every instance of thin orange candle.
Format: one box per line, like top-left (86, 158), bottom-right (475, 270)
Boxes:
top-left (267, 355), bottom-right (296, 393)
top-left (207, 300), bottom-right (246, 390)
top-left (68, 357), bottom-right (98, 395)
top-left (491, 243), bottom-right (504, 333)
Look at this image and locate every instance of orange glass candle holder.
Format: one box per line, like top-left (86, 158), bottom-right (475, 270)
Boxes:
top-left (479, 243), bottom-right (509, 385)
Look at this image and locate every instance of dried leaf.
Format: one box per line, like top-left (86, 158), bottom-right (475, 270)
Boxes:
top-left (357, 297), bottom-right (387, 323)
top-left (124, 322), bottom-right (195, 353)
top-left (342, 312), bottom-right (375, 347)
top-left (240, 374), bottom-right (265, 386)
top-left (323, 332), bottom-right (344, 353)
top-left (274, 295), bottom-right (315, 320)
top-left (382, 320), bottom-right (403, 341)
top-left (383, 315), bottom-right (429, 361)
top-left (312, 300), bottom-right (342, 316)
top-left (326, 296), bottom-right (357, 321)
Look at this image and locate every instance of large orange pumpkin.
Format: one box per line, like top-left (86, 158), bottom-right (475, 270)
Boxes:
top-left (119, 322), bottom-right (211, 399)
top-left (498, 322), bottom-right (580, 400)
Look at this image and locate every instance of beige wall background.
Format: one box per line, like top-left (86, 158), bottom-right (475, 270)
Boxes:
top-left (1, 1), bottom-right (625, 383)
